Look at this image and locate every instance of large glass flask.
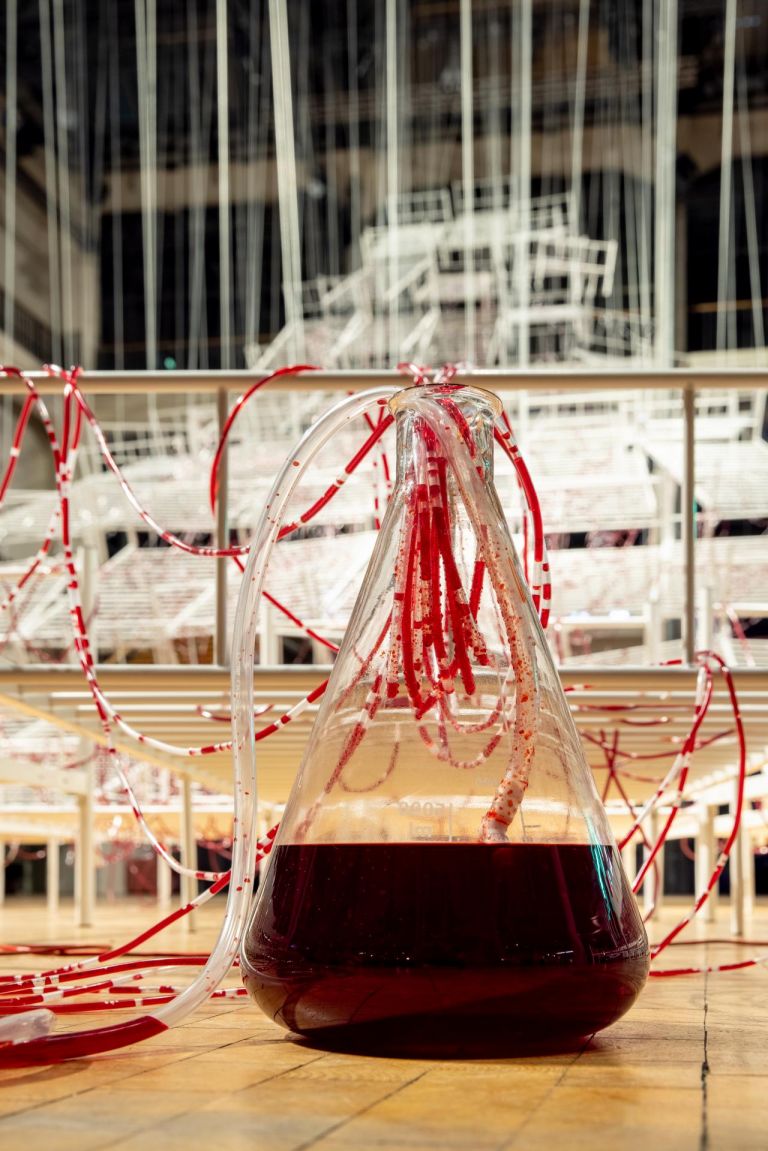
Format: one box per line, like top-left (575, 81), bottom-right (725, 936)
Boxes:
top-left (242, 384), bottom-right (649, 1053)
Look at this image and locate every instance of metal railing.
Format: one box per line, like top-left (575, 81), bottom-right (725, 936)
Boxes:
top-left (2, 366), bottom-right (767, 683)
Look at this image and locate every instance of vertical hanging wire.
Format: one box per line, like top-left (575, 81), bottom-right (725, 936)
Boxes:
top-left (232, 17), bottom-right (246, 366)
top-left (638, 0), bottom-right (653, 352)
top-left (187, 0), bottom-right (215, 369)
top-left (372, 0), bottom-right (387, 363)
top-left (385, 0), bottom-right (400, 360)
top-left (153, 11), bottom-right (171, 361)
top-left (513, 0), bottom-right (532, 368)
top-left (420, 15), bottom-right (435, 196)
top-left (460, 0), bottom-right (476, 363)
top-left (216, 0), bottom-right (232, 368)
top-left (269, 0), bottom-right (304, 358)
top-left (622, 1), bottom-right (645, 359)
top-left (618, 0), bottom-right (641, 352)
top-left (108, 7), bottom-right (125, 370)
top-left (90, 5), bottom-right (107, 262)
top-left (244, 3), bottom-right (271, 356)
top-left (736, 27), bottom-right (765, 354)
top-left (38, 0), bottom-right (63, 363)
top-left (73, 0), bottom-right (91, 253)
top-left (52, 0), bottom-right (74, 363)
top-left (398, 0), bottom-right (411, 211)
top-left (323, 49), bottom-right (340, 282)
top-left (3, 0), bottom-right (18, 359)
top-left (174, 186), bottom-right (185, 368)
top-left (485, 7), bottom-right (503, 214)
top-left (482, 7), bottom-right (503, 369)
top-left (716, 0), bottom-right (737, 358)
top-left (570, 0), bottom-right (589, 235)
top-left (173, 32), bottom-right (186, 369)
top-left (87, 2), bottom-right (108, 368)
top-left (186, 0), bottom-right (202, 368)
top-left (346, 0), bottom-right (362, 271)
top-left (727, 170), bottom-right (738, 354)
top-left (508, 1), bottom-right (519, 367)
top-left (606, 1), bottom-right (622, 318)
top-left (256, 8), bottom-right (272, 351)
top-left (199, 18), bottom-right (215, 370)
top-left (296, 8), bottom-right (316, 285)
top-left (653, 0), bottom-right (677, 367)
top-left (134, 0), bottom-right (158, 368)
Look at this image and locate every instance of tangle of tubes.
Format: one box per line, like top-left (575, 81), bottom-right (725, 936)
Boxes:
top-left (0, 362), bottom-right (758, 1064)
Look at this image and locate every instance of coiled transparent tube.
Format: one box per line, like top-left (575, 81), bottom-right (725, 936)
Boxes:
top-left (0, 384), bottom-right (398, 1064)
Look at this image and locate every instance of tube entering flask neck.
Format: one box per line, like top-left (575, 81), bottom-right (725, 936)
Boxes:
top-left (389, 384), bottom-right (501, 483)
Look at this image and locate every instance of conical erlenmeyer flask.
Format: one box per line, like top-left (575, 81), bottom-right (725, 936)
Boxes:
top-left (242, 383), bottom-right (649, 1053)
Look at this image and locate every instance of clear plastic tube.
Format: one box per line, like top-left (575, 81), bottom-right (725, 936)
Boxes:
top-left (159, 383), bottom-right (398, 1030)
top-left (0, 384), bottom-right (398, 1063)
top-left (0, 1008), bottom-right (55, 1047)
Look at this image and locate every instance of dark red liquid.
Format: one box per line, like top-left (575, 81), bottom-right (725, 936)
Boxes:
top-left (242, 842), bottom-right (649, 1055)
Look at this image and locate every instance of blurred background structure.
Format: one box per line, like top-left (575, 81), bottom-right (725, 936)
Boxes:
top-left (0, 0), bottom-right (766, 372)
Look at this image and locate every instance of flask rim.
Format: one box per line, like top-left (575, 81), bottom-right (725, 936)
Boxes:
top-left (388, 382), bottom-right (503, 418)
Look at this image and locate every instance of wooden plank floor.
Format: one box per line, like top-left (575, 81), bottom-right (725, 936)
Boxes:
top-left (1, 896), bottom-right (766, 1150)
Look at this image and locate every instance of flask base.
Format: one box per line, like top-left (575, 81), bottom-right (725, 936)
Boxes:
top-left (242, 840), bottom-right (649, 1054)
top-left (245, 960), bottom-right (649, 1056)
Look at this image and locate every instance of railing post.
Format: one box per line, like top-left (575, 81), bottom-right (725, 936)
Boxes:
top-left (695, 805), bottom-right (718, 923)
top-left (180, 775), bottom-right (197, 933)
top-left (46, 838), bottom-right (60, 915)
top-left (215, 387), bottom-right (230, 667)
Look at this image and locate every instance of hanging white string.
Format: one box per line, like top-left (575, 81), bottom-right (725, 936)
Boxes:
top-left (134, 0), bottom-right (158, 368)
top-left (638, 0), bottom-right (653, 351)
top-left (570, 0), bottom-right (589, 236)
top-left (244, 6), bottom-right (271, 354)
top-left (385, 0), bottom-right (400, 361)
top-left (186, 0), bottom-right (203, 369)
top-left (90, 6), bottom-right (108, 269)
top-left (460, 0), bottom-right (476, 364)
top-left (485, 9), bottom-right (504, 215)
top-left (618, 0), bottom-right (642, 351)
top-left (52, 0), bottom-right (74, 363)
top-left (269, 0), bottom-right (304, 360)
top-left (216, 0), bottom-right (232, 369)
top-left (736, 27), bottom-right (765, 354)
top-left (653, 0), bottom-right (677, 367)
top-left (295, 8), bottom-right (317, 286)
top-left (38, 0), bottom-right (63, 364)
top-left (346, 0), bottom-right (362, 271)
top-left (103, 13), bottom-right (124, 370)
top-left (716, 0), bottom-right (737, 359)
top-left (3, 0), bottom-right (17, 360)
top-left (513, 0), bottom-right (532, 369)
top-left (323, 52), bottom-right (339, 281)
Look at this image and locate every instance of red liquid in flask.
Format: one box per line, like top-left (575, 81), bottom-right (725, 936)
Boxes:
top-left (242, 841), bottom-right (649, 1055)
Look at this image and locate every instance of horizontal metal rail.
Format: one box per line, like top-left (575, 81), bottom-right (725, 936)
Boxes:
top-left (1, 367), bottom-right (766, 682)
top-left (1, 367), bottom-right (767, 395)
top-left (3, 664), bottom-right (768, 694)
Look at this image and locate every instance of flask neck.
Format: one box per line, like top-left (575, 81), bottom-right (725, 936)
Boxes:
top-left (390, 385), bottom-right (499, 484)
